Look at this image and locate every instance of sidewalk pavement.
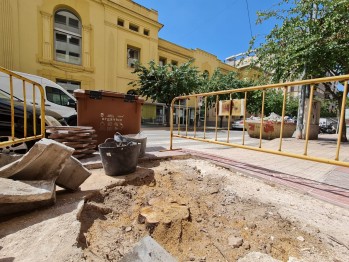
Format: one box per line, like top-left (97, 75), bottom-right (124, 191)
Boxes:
top-left (81, 133), bottom-right (349, 209)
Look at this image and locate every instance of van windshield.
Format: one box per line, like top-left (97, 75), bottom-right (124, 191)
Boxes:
top-left (45, 86), bottom-right (72, 106)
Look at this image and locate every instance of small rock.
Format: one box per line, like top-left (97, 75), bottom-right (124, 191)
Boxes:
top-left (125, 226), bottom-right (132, 232)
top-left (197, 176), bottom-right (203, 181)
top-left (297, 236), bottom-right (305, 242)
top-left (270, 236), bottom-right (275, 241)
top-left (247, 223), bottom-right (257, 229)
top-left (209, 188), bottom-right (219, 194)
top-left (257, 188), bottom-right (260, 191)
top-left (243, 241), bottom-right (251, 250)
top-left (214, 221), bottom-right (220, 228)
top-left (196, 217), bottom-right (203, 223)
top-left (228, 236), bottom-right (243, 248)
top-left (266, 243), bottom-right (272, 254)
top-left (288, 257), bottom-right (301, 262)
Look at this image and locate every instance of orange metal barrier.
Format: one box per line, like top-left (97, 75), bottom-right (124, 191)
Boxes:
top-left (170, 74), bottom-right (349, 167)
top-left (0, 67), bottom-right (46, 149)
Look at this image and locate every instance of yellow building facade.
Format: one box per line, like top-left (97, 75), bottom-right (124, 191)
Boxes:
top-left (0, 0), bottom-right (236, 123)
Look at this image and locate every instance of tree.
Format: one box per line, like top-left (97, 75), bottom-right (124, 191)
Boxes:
top-left (129, 60), bottom-right (202, 125)
top-left (251, 0), bottom-right (349, 141)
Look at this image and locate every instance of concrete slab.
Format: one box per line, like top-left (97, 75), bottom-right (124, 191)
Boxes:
top-left (0, 154), bottom-right (22, 168)
top-left (0, 139), bottom-right (74, 181)
top-left (0, 178), bottom-right (55, 216)
top-left (56, 156), bottom-right (91, 191)
top-left (120, 236), bottom-right (177, 262)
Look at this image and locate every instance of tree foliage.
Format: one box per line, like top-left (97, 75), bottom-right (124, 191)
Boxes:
top-left (129, 60), bottom-right (202, 106)
top-left (251, 0), bottom-right (349, 82)
top-left (250, 0), bottom-right (349, 140)
top-left (247, 89), bottom-right (299, 117)
top-left (199, 69), bottom-right (256, 107)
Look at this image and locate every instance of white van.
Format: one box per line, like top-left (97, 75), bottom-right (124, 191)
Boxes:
top-left (0, 71), bottom-right (77, 125)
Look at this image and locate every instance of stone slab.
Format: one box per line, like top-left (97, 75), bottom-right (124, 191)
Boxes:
top-left (56, 156), bottom-right (91, 191)
top-left (0, 153), bottom-right (21, 168)
top-left (120, 236), bottom-right (177, 262)
top-left (0, 138), bottom-right (74, 181)
top-left (0, 178), bottom-right (56, 216)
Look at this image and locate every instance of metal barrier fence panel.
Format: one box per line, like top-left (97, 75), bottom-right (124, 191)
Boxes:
top-left (170, 74), bottom-right (349, 168)
top-left (0, 67), bottom-right (46, 149)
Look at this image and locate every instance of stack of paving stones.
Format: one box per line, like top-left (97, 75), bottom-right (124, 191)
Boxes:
top-left (46, 126), bottom-right (97, 159)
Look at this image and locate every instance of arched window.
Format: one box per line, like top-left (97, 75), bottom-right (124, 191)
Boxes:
top-left (203, 70), bottom-right (209, 79)
top-left (54, 10), bottom-right (82, 65)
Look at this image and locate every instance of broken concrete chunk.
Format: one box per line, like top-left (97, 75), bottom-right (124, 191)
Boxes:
top-left (237, 252), bottom-right (281, 262)
top-left (56, 156), bottom-right (91, 191)
top-left (0, 138), bottom-right (74, 181)
top-left (0, 178), bottom-right (55, 216)
top-left (120, 236), bottom-right (177, 262)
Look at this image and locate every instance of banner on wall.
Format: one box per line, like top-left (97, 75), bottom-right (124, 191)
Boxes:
top-left (218, 99), bottom-right (245, 116)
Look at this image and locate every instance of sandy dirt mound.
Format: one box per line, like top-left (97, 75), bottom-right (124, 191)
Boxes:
top-left (78, 159), bottom-right (349, 261)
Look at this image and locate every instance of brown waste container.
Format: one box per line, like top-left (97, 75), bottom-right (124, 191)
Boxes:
top-left (74, 89), bottom-right (144, 145)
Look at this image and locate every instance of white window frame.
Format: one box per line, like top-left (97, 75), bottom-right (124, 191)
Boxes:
top-left (54, 10), bottom-right (82, 65)
top-left (127, 46), bottom-right (140, 68)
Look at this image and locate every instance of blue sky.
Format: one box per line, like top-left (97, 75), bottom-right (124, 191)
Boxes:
top-left (135, 0), bottom-right (281, 61)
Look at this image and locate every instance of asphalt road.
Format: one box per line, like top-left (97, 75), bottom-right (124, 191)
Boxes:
top-left (141, 127), bottom-right (260, 151)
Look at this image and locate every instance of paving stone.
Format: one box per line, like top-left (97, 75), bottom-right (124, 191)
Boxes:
top-left (0, 154), bottom-right (21, 168)
top-left (56, 156), bottom-right (91, 190)
top-left (0, 178), bottom-right (55, 216)
top-left (120, 236), bottom-right (177, 262)
top-left (0, 138), bottom-right (74, 181)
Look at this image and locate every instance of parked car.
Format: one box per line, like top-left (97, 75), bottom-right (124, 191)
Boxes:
top-left (0, 89), bottom-right (66, 154)
top-left (232, 119), bottom-right (245, 130)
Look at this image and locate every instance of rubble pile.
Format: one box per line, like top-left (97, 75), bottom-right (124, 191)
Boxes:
top-left (0, 139), bottom-right (91, 216)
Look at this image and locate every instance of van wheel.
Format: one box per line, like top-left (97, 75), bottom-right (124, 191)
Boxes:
top-left (0, 134), bottom-right (29, 154)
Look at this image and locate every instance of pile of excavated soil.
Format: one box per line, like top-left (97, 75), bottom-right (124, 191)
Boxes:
top-left (78, 159), bottom-right (349, 262)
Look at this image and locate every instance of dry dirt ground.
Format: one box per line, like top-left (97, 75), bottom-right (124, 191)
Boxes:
top-left (1, 158), bottom-right (349, 262)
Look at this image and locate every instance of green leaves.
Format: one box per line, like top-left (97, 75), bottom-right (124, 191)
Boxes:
top-left (129, 60), bottom-right (202, 106)
top-left (251, 0), bottom-right (349, 82)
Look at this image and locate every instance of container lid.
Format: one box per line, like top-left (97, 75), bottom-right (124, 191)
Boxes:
top-left (74, 89), bottom-right (144, 103)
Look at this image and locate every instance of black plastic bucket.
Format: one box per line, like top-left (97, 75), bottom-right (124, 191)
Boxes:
top-left (98, 138), bottom-right (141, 176)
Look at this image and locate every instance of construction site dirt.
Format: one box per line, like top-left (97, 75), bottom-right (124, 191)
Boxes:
top-left (1, 158), bottom-right (349, 262)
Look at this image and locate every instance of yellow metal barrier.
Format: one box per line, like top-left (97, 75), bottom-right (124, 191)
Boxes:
top-left (170, 74), bottom-right (349, 168)
top-left (0, 67), bottom-right (46, 150)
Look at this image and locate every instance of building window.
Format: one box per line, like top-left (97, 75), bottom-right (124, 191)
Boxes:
top-left (54, 10), bottom-right (82, 65)
top-left (129, 23), bottom-right (139, 32)
top-left (127, 46), bottom-right (140, 68)
top-left (203, 70), bottom-right (209, 79)
top-left (171, 60), bottom-right (178, 66)
top-left (56, 80), bottom-right (81, 94)
top-left (144, 29), bottom-right (149, 36)
top-left (117, 19), bottom-right (124, 27)
top-left (159, 57), bottom-right (167, 66)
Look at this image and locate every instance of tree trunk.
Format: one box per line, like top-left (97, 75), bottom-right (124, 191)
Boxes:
top-left (165, 106), bottom-right (170, 127)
